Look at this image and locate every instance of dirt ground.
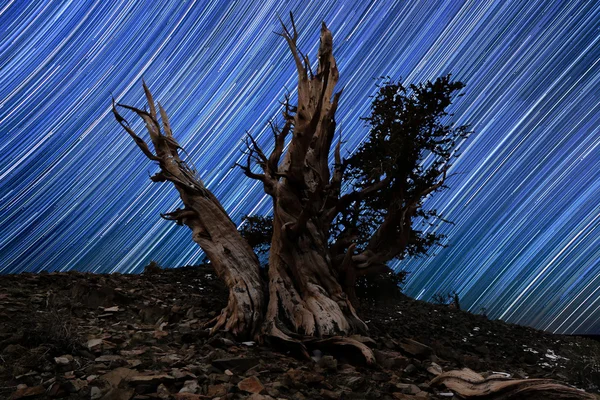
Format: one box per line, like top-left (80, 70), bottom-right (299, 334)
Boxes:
top-left (1, 265), bottom-right (598, 399)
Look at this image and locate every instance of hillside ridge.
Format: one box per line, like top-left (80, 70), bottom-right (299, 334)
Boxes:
top-left (1, 266), bottom-right (598, 399)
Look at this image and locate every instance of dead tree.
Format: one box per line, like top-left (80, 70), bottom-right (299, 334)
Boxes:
top-left (112, 85), bottom-right (264, 338)
top-left (237, 19), bottom-right (369, 342)
top-left (113, 15), bottom-right (468, 353)
top-left (239, 15), bottom-right (468, 340)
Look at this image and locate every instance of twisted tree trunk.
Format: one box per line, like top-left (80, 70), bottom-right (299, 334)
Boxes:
top-left (115, 17), bottom-right (372, 348)
top-left (238, 18), bottom-right (367, 341)
top-left (112, 86), bottom-right (264, 338)
top-left (264, 195), bottom-right (366, 341)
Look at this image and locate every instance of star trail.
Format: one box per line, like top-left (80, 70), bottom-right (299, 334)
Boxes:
top-left (1, 1), bottom-right (599, 334)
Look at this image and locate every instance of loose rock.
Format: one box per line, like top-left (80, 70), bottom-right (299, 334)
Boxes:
top-left (238, 376), bottom-right (265, 394)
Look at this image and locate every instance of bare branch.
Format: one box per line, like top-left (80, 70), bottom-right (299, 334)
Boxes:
top-left (142, 79), bottom-right (157, 120)
top-left (150, 172), bottom-right (167, 182)
top-left (245, 132), bottom-right (268, 167)
top-left (160, 208), bottom-right (197, 225)
top-left (111, 98), bottom-right (159, 161)
top-left (158, 102), bottom-right (172, 136)
top-left (116, 102), bottom-right (165, 157)
top-left (328, 138), bottom-right (345, 192)
top-left (278, 14), bottom-right (307, 83)
top-left (324, 176), bottom-right (391, 226)
top-left (268, 119), bottom-right (291, 176)
top-left (235, 162), bottom-right (267, 182)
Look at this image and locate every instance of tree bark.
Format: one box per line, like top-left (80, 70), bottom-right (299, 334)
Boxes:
top-left (175, 191), bottom-right (264, 337)
top-left (252, 17), bottom-right (366, 340)
top-left (112, 86), bottom-right (264, 338)
top-left (264, 194), bottom-right (366, 340)
top-left (116, 17), bottom-right (371, 344)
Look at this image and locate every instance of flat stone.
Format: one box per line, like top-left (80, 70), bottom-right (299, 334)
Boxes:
top-left (157, 383), bottom-right (170, 399)
top-left (100, 367), bottom-right (137, 388)
top-left (374, 350), bottom-right (410, 369)
top-left (399, 339), bottom-right (433, 359)
top-left (90, 386), bottom-right (103, 400)
top-left (87, 338), bottom-right (104, 350)
top-left (238, 376), bottom-right (264, 394)
top-left (126, 359), bottom-right (142, 368)
top-left (179, 380), bottom-right (199, 394)
top-left (171, 369), bottom-right (197, 380)
top-left (159, 354), bottom-right (181, 364)
top-left (209, 373), bottom-right (230, 383)
top-left (426, 362), bottom-right (443, 376)
top-left (54, 356), bottom-right (71, 365)
top-left (63, 371), bottom-right (76, 379)
top-left (206, 384), bottom-right (227, 397)
top-left (153, 330), bottom-right (168, 339)
top-left (395, 383), bottom-right (421, 395)
top-left (10, 385), bottom-right (45, 399)
top-left (127, 374), bottom-right (175, 385)
top-left (212, 357), bottom-right (260, 373)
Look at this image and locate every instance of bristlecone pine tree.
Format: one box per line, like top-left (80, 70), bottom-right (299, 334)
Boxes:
top-left (112, 15), bottom-right (469, 356)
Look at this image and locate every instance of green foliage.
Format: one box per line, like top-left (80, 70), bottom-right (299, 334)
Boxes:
top-left (479, 306), bottom-right (488, 318)
top-left (355, 268), bottom-right (408, 302)
top-left (239, 75), bottom-right (470, 298)
top-left (431, 291), bottom-right (452, 305)
top-left (239, 215), bottom-right (273, 256)
top-left (431, 290), bottom-right (461, 310)
top-left (144, 260), bottom-right (163, 274)
top-left (337, 74), bottom-right (470, 259)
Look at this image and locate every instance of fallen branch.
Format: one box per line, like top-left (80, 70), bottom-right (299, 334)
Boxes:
top-left (430, 368), bottom-right (596, 399)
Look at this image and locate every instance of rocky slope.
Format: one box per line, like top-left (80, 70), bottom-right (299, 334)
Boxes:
top-left (0, 265), bottom-right (598, 399)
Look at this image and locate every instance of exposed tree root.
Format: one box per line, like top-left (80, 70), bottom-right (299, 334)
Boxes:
top-left (205, 277), bottom-right (263, 338)
top-left (430, 368), bottom-right (596, 399)
top-left (262, 310), bottom-right (376, 366)
top-left (310, 335), bottom-right (376, 366)
top-left (113, 83), bottom-right (265, 340)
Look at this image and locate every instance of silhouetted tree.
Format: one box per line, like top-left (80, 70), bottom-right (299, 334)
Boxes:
top-left (240, 214), bottom-right (408, 303)
top-left (239, 215), bottom-right (273, 257)
top-left (432, 290), bottom-right (461, 310)
top-left (330, 75), bottom-right (469, 304)
top-left (355, 268), bottom-right (408, 303)
top-left (112, 14), bottom-right (470, 358)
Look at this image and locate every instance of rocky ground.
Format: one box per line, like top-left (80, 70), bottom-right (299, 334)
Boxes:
top-left (0, 265), bottom-right (599, 399)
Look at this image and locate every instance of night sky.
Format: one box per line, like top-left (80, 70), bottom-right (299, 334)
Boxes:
top-left (1, 1), bottom-right (599, 334)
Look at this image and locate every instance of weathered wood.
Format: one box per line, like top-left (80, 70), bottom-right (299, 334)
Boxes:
top-left (255, 17), bottom-right (367, 341)
top-left (430, 368), bottom-right (596, 399)
top-left (113, 84), bottom-right (264, 338)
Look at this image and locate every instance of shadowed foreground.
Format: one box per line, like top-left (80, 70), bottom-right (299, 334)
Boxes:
top-left (0, 266), bottom-right (598, 399)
